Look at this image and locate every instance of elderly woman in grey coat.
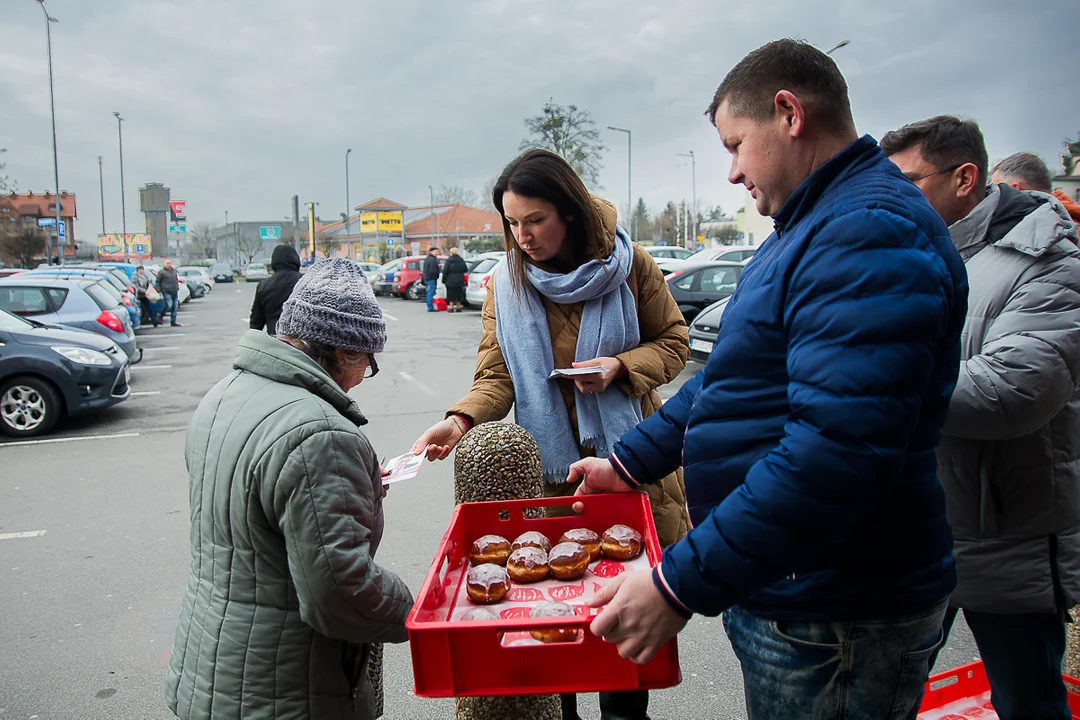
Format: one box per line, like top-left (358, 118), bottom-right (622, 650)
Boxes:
top-left (165, 259), bottom-right (413, 720)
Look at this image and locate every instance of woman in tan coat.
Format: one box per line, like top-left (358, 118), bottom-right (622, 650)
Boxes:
top-left (412, 149), bottom-right (689, 720)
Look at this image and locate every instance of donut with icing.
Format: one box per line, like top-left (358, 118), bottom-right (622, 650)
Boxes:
top-left (529, 601), bottom-right (578, 643)
top-left (466, 563), bottom-right (511, 604)
top-left (558, 528), bottom-right (601, 561)
top-left (506, 546), bottom-right (550, 583)
top-left (470, 534), bottom-right (511, 566)
top-left (511, 531), bottom-right (551, 554)
top-left (548, 541), bottom-right (590, 580)
top-left (601, 524), bottom-right (643, 561)
top-left (460, 607), bottom-right (499, 622)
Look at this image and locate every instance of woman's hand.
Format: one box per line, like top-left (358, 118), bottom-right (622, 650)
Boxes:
top-left (410, 417), bottom-right (465, 461)
top-left (571, 357), bottom-right (626, 394)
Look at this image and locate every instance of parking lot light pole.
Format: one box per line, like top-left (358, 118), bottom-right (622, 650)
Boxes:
top-left (677, 151), bottom-right (696, 249)
top-left (345, 148), bottom-right (352, 254)
top-left (113, 111), bottom-right (127, 262)
top-left (34, 0), bottom-right (62, 265)
top-left (607, 126), bottom-right (631, 241)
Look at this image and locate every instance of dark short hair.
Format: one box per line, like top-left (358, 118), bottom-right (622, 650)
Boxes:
top-left (705, 38), bottom-right (854, 131)
top-left (992, 152), bottom-right (1052, 192)
top-left (136, 265), bottom-right (144, 270)
top-left (492, 148), bottom-right (607, 294)
top-left (880, 115), bottom-right (989, 188)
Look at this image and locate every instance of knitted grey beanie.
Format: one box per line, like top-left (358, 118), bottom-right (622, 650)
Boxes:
top-left (276, 258), bottom-right (386, 354)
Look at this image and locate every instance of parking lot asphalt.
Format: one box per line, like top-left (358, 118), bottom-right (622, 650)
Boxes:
top-left (0, 283), bottom-right (979, 719)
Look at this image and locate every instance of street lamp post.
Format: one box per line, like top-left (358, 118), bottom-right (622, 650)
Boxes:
top-left (677, 151), bottom-right (696, 249)
top-left (34, 0), bottom-right (62, 265)
top-left (97, 155), bottom-right (106, 235)
top-left (826, 40), bottom-right (851, 55)
top-left (345, 148), bottom-right (352, 257)
top-left (607, 126), bottom-right (632, 241)
top-left (113, 111), bottom-right (127, 262)
top-left (429, 185), bottom-right (435, 251)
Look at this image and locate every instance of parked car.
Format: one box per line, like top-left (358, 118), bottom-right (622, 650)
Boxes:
top-left (210, 263), bottom-right (235, 283)
top-left (244, 262), bottom-right (270, 282)
top-left (29, 267), bottom-right (141, 330)
top-left (687, 297), bottom-right (729, 363)
top-left (643, 245), bottom-right (695, 275)
top-left (0, 269), bottom-right (25, 278)
top-left (0, 308), bottom-right (130, 437)
top-left (178, 266), bottom-right (214, 292)
top-left (0, 276), bottom-right (139, 361)
top-left (665, 261), bottom-right (743, 323)
top-left (86, 261), bottom-right (140, 280)
top-left (435, 255), bottom-right (493, 303)
top-left (664, 245), bottom-right (759, 274)
top-left (372, 259), bottom-right (403, 296)
top-left (386, 255), bottom-right (444, 301)
top-left (464, 255), bottom-right (505, 307)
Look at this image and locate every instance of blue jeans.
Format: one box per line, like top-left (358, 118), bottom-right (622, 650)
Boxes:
top-left (425, 279), bottom-right (437, 310)
top-left (161, 292), bottom-right (178, 324)
top-left (723, 602), bottom-right (946, 719)
top-left (933, 607), bottom-right (1070, 720)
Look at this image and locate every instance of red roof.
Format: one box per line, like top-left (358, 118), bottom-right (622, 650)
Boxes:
top-left (356, 197), bottom-right (406, 211)
top-left (404, 205), bottom-right (502, 238)
top-left (1, 191), bottom-right (77, 218)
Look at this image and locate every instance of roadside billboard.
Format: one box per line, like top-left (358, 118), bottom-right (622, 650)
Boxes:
top-left (360, 211), bottom-right (403, 233)
top-left (97, 234), bottom-right (152, 261)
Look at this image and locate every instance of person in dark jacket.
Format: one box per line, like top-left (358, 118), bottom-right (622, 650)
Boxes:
top-left (441, 247), bottom-right (468, 312)
top-left (250, 245), bottom-right (303, 335)
top-left (166, 259), bottom-right (412, 720)
top-left (131, 265), bottom-right (154, 326)
top-left (568, 39), bottom-right (968, 718)
top-left (422, 247), bottom-right (440, 311)
top-left (884, 116), bottom-right (1080, 720)
top-left (156, 259), bottom-right (181, 327)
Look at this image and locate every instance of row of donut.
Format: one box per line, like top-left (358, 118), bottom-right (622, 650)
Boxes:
top-left (470, 525), bottom-right (644, 568)
top-left (460, 602), bottom-right (579, 643)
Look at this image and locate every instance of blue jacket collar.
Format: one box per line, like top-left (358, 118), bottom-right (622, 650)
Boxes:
top-left (773, 134), bottom-right (881, 233)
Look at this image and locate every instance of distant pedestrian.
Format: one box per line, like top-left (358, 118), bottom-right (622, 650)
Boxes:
top-left (441, 247), bottom-right (468, 312)
top-left (250, 245), bottom-right (303, 335)
top-left (422, 246), bottom-right (440, 312)
top-left (131, 265), bottom-right (154, 326)
top-left (991, 151), bottom-right (1080, 228)
top-left (157, 259), bottom-right (181, 327)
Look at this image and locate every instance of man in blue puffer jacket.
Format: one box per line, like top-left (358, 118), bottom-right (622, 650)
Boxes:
top-left (569, 39), bottom-right (969, 718)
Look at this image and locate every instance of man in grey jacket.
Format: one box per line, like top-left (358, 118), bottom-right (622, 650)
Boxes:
top-left (156, 258), bottom-right (181, 327)
top-left (883, 116), bottom-right (1080, 720)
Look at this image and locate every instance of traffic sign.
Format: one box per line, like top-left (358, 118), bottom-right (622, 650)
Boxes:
top-left (259, 226), bottom-right (282, 241)
top-left (58, 221), bottom-right (66, 239)
top-left (37, 217), bottom-right (56, 227)
top-left (387, 238), bottom-right (393, 246)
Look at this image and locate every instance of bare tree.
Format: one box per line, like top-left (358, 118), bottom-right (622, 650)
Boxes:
top-left (317, 234), bottom-right (339, 259)
top-left (434, 185), bottom-right (478, 207)
top-left (189, 221), bottom-right (216, 259)
top-left (519, 98), bottom-right (605, 187)
top-left (1, 228), bottom-right (46, 267)
top-left (481, 175), bottom-right (499, 211)
top-left (0, 148), bottom-right (15, 194)
top-left (236, 233), bottom-right (263, 263)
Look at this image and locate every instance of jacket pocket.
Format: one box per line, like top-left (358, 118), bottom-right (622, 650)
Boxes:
top-left (978, 445), bottom-right (999, 538)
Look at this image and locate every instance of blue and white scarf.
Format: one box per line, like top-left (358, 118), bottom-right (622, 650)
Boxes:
top-left (493, 228), bottom-right (642, 482)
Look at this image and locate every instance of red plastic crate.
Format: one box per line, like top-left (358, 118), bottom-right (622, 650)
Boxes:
top-left (919, 661), bottom-right (1080, 718)
top-left (406, 493), bottom-right (682, 697)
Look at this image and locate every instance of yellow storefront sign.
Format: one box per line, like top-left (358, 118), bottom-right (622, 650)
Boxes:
top-left (359, 212), bottom-right (403, 233)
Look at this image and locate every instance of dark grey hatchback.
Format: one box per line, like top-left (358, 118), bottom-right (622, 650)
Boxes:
top-left (0, 309), bottom-right (129, 437)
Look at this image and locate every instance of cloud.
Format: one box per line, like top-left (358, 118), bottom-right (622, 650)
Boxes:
top-left (2, 0), bottom-right (1076, 237)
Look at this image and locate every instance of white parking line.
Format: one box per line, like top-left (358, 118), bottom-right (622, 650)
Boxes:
top-left (141, 346), bottom-right (180, 351)
top-left (0, 432), bottom-right (140, 448)
top-left (383, 312), bottom-right (399, 322)
top-left (140, 333), bottom-right (187, 338)
top-left (132, 365), bottom-right (172, 370)
top-left (0, 530), bottom-right (47, 541)
top-left (398, 371), bottom-right (436, 396)
top-left (130, 391), bottom-right (161, 396)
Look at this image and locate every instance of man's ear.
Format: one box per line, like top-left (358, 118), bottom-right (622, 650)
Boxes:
top-left (774, 90), bottom-right (805, 138)
top-left (956, 163), bottom-right (982, 199)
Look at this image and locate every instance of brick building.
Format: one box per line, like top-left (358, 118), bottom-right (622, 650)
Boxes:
top-left (0, 191), bottom-right (79, 263)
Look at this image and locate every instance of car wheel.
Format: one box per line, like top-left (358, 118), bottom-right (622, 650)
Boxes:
top-left (406, 282), bottom-right (425, 301)
top-left (0, 376), bottom-right (63, 438)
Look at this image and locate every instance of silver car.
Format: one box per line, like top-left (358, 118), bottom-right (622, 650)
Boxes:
top-left (464, 256), bottom-right (505, 307)
top-left (244, 262), bottom-right (270, 282)
top-left (0, 276), bottom-right (138, 360)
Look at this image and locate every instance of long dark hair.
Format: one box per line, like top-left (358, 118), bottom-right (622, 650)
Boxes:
top-left (492, 149), bottom-right (607, 294)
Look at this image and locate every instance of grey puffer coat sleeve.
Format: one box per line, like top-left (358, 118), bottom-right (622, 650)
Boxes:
top-left (943, 256), bottom-right (1080, 439)
top-left (267, 429), bottom-right (412, 644)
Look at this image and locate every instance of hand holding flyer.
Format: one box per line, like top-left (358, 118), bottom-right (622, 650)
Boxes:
top-left (382, 452), bottom-right (424, 485)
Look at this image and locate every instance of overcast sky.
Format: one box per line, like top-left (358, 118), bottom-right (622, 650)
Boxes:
top-left (2, 0), bottom-right (1077, 236)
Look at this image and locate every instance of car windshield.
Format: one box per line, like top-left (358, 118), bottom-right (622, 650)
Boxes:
top-left (0, 308), bottom-right (34, 331)
top-left (471, 258), bottom-right (499, 274)
top-left (211, 264), bottom-right (230, 273)
top-left (83, 281), bottom-right (121, 310)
